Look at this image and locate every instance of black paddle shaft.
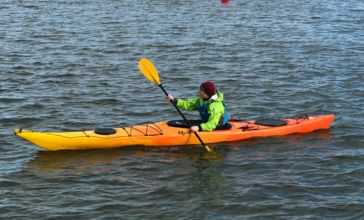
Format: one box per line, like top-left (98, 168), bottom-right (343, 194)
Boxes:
top-left (158, 84), bottom-right (207, 146)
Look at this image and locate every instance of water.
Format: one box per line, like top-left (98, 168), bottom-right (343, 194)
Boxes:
top-left (1, 0), bottom-right (363, 219)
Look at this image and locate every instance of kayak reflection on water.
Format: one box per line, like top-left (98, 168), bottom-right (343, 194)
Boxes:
top-left (23, 148), bottom-right (202, 175)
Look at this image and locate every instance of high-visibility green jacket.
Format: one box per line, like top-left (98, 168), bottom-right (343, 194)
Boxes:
top-left (175, 91), bottom-right (227, 131)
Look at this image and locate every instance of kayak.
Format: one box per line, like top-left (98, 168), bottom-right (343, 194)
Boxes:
top-left (14, 114), bottom-right (334, 151)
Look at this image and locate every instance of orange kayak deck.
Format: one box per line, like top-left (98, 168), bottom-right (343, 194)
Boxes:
top-left (14, 114), bottom-right (334, 151)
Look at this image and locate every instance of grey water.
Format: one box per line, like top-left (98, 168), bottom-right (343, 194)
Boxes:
top-left (1, 0), bottom-right (363, 219)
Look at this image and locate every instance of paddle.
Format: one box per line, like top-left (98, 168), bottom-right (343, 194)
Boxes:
top-left (138, 58), bottom-right (219, 157)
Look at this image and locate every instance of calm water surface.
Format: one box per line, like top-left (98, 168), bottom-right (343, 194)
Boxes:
top-left (1, 0), bottom-right (363, 219)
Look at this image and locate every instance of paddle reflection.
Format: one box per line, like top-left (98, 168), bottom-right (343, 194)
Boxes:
top-left (192, 159), bottom-right (227, 207)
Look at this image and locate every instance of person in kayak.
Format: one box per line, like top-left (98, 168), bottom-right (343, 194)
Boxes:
top-left (167, 81), bottom-right (230, 132)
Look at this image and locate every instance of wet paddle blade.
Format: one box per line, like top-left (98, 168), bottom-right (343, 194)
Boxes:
top-left (204, 145), bottom-right (212, 152)
top-left (200, 145), bottom-right (223, 160)
top-left (138, 58), bottom-right (161, 85)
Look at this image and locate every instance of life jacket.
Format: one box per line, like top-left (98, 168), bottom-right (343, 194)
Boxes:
top-left (197, 100), bottom-right (228, 124)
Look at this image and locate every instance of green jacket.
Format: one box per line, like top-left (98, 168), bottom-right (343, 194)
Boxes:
top-left (176, 91), bottom-right (226, 131)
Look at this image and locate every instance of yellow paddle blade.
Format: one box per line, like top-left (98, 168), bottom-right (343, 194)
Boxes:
top-left (200, 145), bottom-right (223, 160)
top-left (204, 145), bottom-right (212, 152)
top-left (138, 58), bottom-right (161, 85)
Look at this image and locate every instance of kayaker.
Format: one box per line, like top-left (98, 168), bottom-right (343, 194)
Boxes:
top-left (167, 81), bottom-right (230, 132)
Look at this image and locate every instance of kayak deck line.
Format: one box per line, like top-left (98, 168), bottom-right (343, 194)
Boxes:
top-left (15, 122), bottom-right (165, 139)
top-left (237, 117), bottom-right (307, 130)
top-left (14, 114), bottom-right (335, 151)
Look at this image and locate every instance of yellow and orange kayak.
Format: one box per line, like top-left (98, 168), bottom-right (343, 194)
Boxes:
top-left (14, 114), bottom-right (334, 151)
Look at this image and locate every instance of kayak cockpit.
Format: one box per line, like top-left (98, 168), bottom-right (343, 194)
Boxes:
top-left (167, 120), bottom-right (232, 130)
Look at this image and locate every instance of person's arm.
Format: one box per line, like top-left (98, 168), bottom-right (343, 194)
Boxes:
top-left (175, 97), bottom-right (199, 111)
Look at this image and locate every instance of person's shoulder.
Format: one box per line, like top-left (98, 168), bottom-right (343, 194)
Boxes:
top-left (215, 91), bottom-right (224, 101)
top-left (216, 90), bottom-right (224, 96)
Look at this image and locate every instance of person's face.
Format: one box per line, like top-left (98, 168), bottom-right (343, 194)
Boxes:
top-left (199, 89), bottom-right (209, 99)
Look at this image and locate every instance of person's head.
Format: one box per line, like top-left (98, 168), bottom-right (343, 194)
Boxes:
top-left (199, 81), bottom-right (216, 99)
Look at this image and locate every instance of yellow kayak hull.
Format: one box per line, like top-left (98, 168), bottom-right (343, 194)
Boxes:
top-left (14, 114), bottom-right (334, 151)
